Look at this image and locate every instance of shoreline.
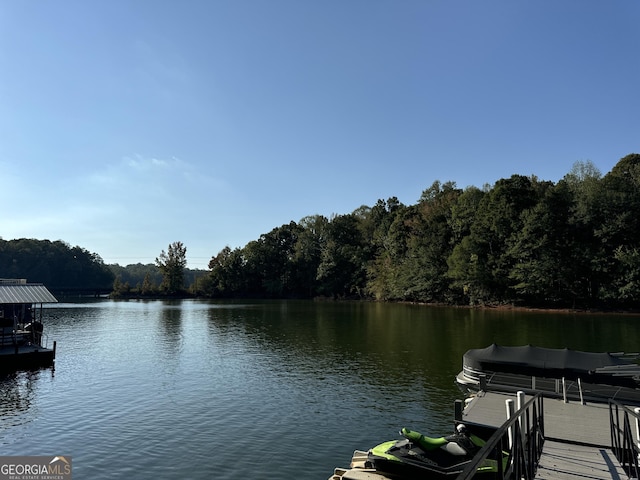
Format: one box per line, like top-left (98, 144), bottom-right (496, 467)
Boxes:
top-left (398, 300), bottom-right (640, 316)
top-left (107, 292), bottom-right (640, 316)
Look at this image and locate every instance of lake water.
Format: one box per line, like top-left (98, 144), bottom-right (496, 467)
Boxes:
top-left (1, 299), bottom-right (639, 479)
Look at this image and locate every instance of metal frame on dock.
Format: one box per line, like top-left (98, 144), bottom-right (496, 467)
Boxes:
top-left (456, 393), bottom-right (545, 480)
top-left (609, 400), bottom-right (640, 479)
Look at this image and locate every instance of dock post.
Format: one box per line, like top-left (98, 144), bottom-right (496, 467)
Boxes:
top-left (505, 398), bottom-right (515, 449)
top-left (578, 378), bottom-right (584, 405)
top-left (516, 391), bottom-right (527, 448)
top-left (454, 399), bottom-right (463, 422)
top-left (53, 341), bottom-right (57, 360)
top-left (635, 407), bottom-right (640, 456)
top-left (562, 377), bottom-right (567, 403)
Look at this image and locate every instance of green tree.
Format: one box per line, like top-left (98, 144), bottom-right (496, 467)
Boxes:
top-left (402, 181), bottom-right (460, 303)
top-left (596, 154), bottom-right (640, 302)
top-left (365, 198), bottom-right (407, 300)
top-left (242, 222), bottom-right (303, 297)
top-left (141, 273), bottom-right (156, 295)
top-left (0, 238), bottom-right (114, 291)
top-left (448, 175), bottom-right (542, 304)
top-left (560, 161), bottom-right (604, 305)
top-left (292, 215), bottom-right (329, 297)
top-left (108, 263), bottom-right (163, 290)
top-left (564, 160), bottom-right (602, 223)
top-left (317, 213), bottom-right (368, 298)
top-left (448, 186), bottom-right (485, 244)
top-left (373, 181), bottom-right (462, 303)
top-left (208, 246), bottom-right (246, 296)
top-left (508, 180), bottom-right (589, 306)
top-left (156, 241), bottom-right (187, 294)
top-left (448, 235), bottom-right (491, 305)
top-left (611, 247), bottom-right (640, 303)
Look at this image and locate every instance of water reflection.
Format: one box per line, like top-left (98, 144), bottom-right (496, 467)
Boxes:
top-left (157, 301), bottom-right (184, 356)
top-left (201, 301), bottom-right (640, 428)
top-left (1, 300), bottom-right (639, 479)
top-left (0, 371), bottom-right (47, 439)
top-left (201, 301), bottom-right (468, 430)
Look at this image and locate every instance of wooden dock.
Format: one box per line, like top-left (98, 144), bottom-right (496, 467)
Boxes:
top-left (461, 391), bottom-right (631, 479)
top-left (536, 441), bottom-right (627, 480)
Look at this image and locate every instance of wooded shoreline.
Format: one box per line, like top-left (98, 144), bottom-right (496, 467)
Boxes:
top-left (3, 154), bottom-right (640, 312)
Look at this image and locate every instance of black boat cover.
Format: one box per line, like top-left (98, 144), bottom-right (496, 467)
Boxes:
top-left (463, 344), bottom-right (640, 387)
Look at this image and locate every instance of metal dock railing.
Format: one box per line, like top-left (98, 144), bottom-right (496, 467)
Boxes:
top-left (459, 388), bottom-right (640, 480)
top-left (456, 393), bottom-right (545, 480)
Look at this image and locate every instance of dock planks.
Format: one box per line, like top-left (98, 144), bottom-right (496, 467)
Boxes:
top-left (461, 391), bottom-right (630, 480)
top-left (535, 441), bottom-right (627, 480)
top-left (462, 391), bottom-right (614, 446)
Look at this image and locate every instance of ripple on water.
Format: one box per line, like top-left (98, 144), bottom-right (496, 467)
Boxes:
top-left (8, 300), bottom-right (630, 479)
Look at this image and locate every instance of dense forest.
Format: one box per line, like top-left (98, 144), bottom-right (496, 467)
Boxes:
top-left (0, 240), bottom-right (203, 296)
top-left (2, 153), bottom-right (639, 309)
top-left (0, 239), bottom-right (114, 293)
top-left (203, 153), bottom-right (640, 309)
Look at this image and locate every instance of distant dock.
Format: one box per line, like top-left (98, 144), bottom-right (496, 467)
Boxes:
top-left (0, 279), bottom-right (58, 372)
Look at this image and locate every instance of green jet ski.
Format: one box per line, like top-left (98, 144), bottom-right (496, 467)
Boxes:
top-left (364, 424), bottom-right (504, 479)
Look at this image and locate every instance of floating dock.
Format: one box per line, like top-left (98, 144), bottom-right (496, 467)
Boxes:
top-left (462, 390), bottom-right (614, 446)
top-left (330, 388), bottom-right (640, 480)
top-left (330, 343), bottom-right (640, 480)
top-left (461, 390), bottom-right (634, 479)
top-left (535, 441), bottom-right (626, 480)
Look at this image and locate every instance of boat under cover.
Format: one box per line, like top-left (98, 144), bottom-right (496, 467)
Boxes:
top-left (458, 344), bottom-right (640, 390)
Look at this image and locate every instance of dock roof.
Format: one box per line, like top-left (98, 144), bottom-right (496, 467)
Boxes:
top-left (0, 283), bottom-right (58, 304)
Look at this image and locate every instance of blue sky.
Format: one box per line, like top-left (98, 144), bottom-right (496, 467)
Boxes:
top-left (1, 1), bottom-right (638, 269)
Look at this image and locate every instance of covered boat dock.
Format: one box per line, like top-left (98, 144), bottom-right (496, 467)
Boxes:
top-left (0, 279), bottom-right (58, 371)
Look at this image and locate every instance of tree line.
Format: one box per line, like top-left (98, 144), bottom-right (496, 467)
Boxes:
top-left (202, 154), bottom-right (640, 308)
top-left (2, 153), bottom-right (638, 308)
top-left (0, 239), bottom-right (114, 293)
top-left (0, 239), bottom-right (199, 297)
top-left (110, 242), bottom-right (193, 297)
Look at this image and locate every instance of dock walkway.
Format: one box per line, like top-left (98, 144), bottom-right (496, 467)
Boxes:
top-left (536, 441), bottom-right (627, 480)
top-left (462, 391), bottom-right (630, 480)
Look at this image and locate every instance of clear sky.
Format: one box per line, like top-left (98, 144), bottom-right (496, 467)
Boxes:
top-left (1, 1), bottom-right (638, 269)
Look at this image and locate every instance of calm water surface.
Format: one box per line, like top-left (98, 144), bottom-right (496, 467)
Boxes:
top-left (1, 300), bottom-right (639, 479)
